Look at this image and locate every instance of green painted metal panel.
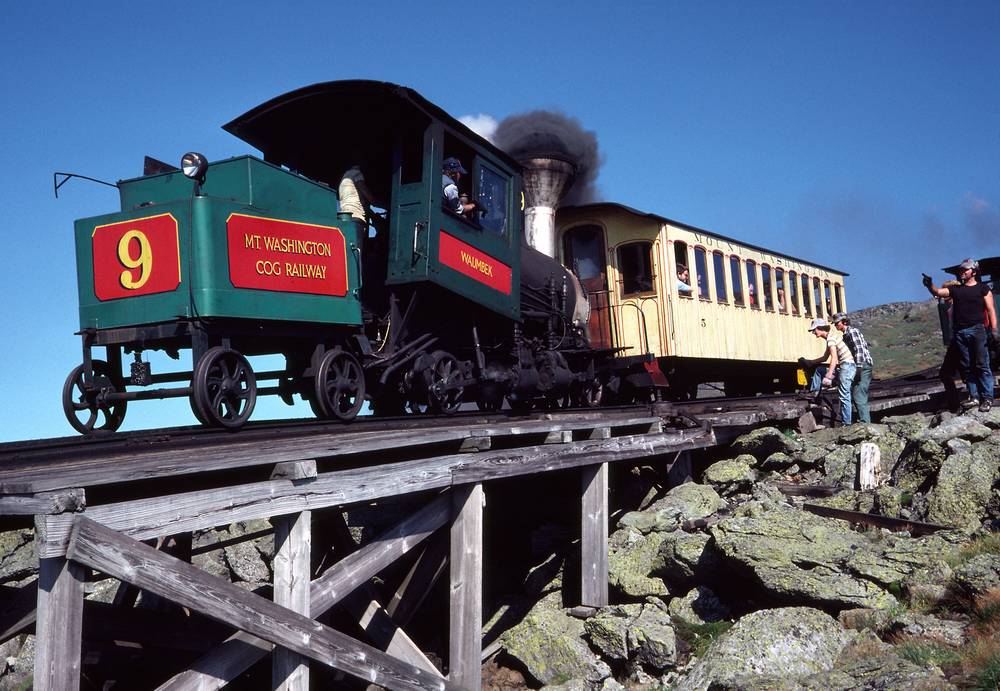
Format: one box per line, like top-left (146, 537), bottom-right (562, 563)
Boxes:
top-left (75, 157), bottom-right (361, 331)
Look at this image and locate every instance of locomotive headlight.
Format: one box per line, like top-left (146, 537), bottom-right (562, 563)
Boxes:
top-left (181, 152), bottom-right (208, 181)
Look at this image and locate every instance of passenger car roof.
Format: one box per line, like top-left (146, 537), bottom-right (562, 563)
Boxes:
top-left (223, 80), bottom-right (519, 204)
top-left (560, 202), bottom-right (849, 276)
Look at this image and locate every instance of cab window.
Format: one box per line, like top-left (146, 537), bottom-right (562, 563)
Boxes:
top-left (477, 165), bottom-right (508, 238)
top-left (713, 251), bottom-right (727, 303)
top-left (730, 255), bottom-right (744, 306)
top-left (563, 225), bottom-right (606, 282)
top-left (694, 247), bottom-right (710, 300)
top-left (618, 242), bottom-right (655, 296)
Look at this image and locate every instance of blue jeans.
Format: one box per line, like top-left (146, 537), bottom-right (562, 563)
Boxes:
top-left (941, 324), bottom-right (992, 405)
top-left (853, 363), bottom-right (873, 423)
top-left (811, 362), bottom-right (857, 425)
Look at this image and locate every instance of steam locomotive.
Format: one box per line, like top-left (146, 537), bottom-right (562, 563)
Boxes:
top-left (63, 81), bottom-right (652, 433)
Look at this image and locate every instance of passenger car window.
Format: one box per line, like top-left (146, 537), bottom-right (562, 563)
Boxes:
top-left (745, 259), bottom-right (759, 309)
top-left (801, 274), bottom-right (812, 316)
top-left (730, 255), bottom-right (744, 306)
top-left (789, 271), bottom-right (799, 315)
top-left (835, 284), bottom-right (843, 313)
top-left (477, 165), bottom-right (508, 238)
top-left (814, 278), bottom-right (824, 318)
top-left (618, 242), bottom-right (655, 296)
top-left (762, 264), bottom-right (774, 311)
top-left (775, 268), bottom-right (787, 313)
top-left (824, 281), bottom-right (833, 317)
top-left (713, 251), bottom-right (727, 303)
top-left (694, 247), bottom-right (710, 300)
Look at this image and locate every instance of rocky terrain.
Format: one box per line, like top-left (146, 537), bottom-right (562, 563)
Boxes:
top-left (2, 406), bottom-right (999, 689)
top-left (492, 411), bottom-right (1000, 689)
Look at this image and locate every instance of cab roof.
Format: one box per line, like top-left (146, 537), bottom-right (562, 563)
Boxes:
top-left (223, 80), bottom-right (519, 204)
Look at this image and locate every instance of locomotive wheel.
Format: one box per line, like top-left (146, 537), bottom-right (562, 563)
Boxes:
top-left (507, 395), bottom-right (534, 414)
top-left (475, 395), bottom-right (503, 412)
top-left (314, 348), bottom-right (365, 421)
top-left (62, 360), bottom-right (127, 434)
top-left (572, 379), bottom-right (604, 408)
top-left (423, 350), bottom-right (464, 414)
top-left (191, 347), bottom-right (257, 429)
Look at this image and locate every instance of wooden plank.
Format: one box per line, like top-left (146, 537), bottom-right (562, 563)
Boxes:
top-left (34, 554), bottom-right (85, 691)
top-left (345, 590), bottom-right (440, 675)
top-left (449, 484), bottom-right (483, 690)
top-left (580, 463), bottom-right (608, 608)
top-left (0, 488), bottom-right (85, 515)
top-left (37, 431), bottom-right (700, 558)
top-left (0, 415), bottom-right (662, 494)
top-left (0, 582), bottom-right (37, 643)
top-left (272, 511), bottom-right (311, 691)
top-left (386, 533), bottom-right (449, 629)
top-left (158, 494), bottom-right (449, 691)
top-left (66, 516), bottom-right (453, 691)
top-left (802, 503), bottom-right (950, 536)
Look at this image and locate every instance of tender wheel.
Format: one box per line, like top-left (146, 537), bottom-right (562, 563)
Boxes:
top-left (423, 350), bottom-right (465, 414)
top-left (191, 347), bottom-right (257, 429)
top-left (62, 360), bottom-right (127, 434)
top-left (314, 348), bottom-right (365, 421)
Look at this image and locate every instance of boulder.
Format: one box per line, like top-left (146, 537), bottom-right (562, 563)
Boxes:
top-left (759, 452), bottom-right (795, 471)
top-left (674, 607), bottom-right (853, 690)
top-left (0, 530), bottom-right (36, 585)
top-left (667, 586), bottom-right (730, 626)
top-left (822, 445), bottom-right (858, 488)
top-left (881, 412), bottom-right (933, 441)
top-left (708, 503), bottom-right (899, 610)
top-left (618, 483), bottom-right (723, 534)
top-left (584, 604), bottom-right (638, 661)
top-left (917, 415), bottom-right (992, 445)
top-left (222, 521), bottom-right (273, 584)
top-left (925, 440), bottom-right (1000, 531)
top-left (607, 528), bottom-right (669, 598)
top-left (951, 553), bottom-right (1000, 598)
top-left (891, 439), bottom-right (946, 494)
top-left (702, 457), bottom-right (755, 497)
top-left (501, 591), bottom-right (611, 685)
top-left (845, 531), bottom-right (967, 588)
top-left (654, 531), bottom-right (719, 589)
top-left (628, 602), bottom-right (677, 670)
top-left (729, 427), bottom-right (802, 460)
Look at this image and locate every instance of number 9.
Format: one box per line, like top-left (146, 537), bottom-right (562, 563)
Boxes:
top-left (118, 230), bottom-right (153, 289)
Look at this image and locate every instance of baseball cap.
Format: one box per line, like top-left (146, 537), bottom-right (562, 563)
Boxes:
top-left (442, 157), bottom-right (468, 174)
top-left (831, 312), bottom-right (847, 324)
top-left (959, 258), bottom-right (979, 271)
top-left (808, 318), bottom-right (829, 332)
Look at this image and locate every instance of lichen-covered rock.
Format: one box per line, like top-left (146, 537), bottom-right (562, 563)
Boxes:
top-left (917, 415), bottom-right (992, 445)
top-left (873, 485), bottom-right (904, 517)
top-left (654, 531), bottom-right (719, 588)
top-left (844, 531), bottom-right (966, 589)
top-left (502, 591), bottom-right (611, 685)
top-left (702, 457), bottom-right (755, 496)
top-left (925, 440), bottom-right (1000, 531)
top-left (889, 611), bottom-right (968, 646)
top-left (627, 603), bottom-right (677, 670)
top-left (674, 607), bottom-right (853, 690)
top-left (837, 423), bottom-right (890, 444)
top-left (822, 444), bottom-right (857, 488)
top-left (821, 649), bottom-right (955, 690)
top-left (951, 553), bottom-right (1000, 597)
top-left (0, 530), bottom-right (36, 585)
top-left (222, 521), bottom-right (273, 584)
top-left (709, 503), bottom-right (899, 610)
top-left (618, 483), bottom-right (723, 534)
top-left (881, 412), bottom-right (933, 441)
top-left (607, 528), bottom-right (669, 598)
top-left (584, 604), bottom-right (639, 661)
top-left (667, 585), bottom-right (730, 626)
top-left (892, 438), bottom-right (946, 494)
top-left (729, 427), bottom-right (802, 460)
top-left (760, 451), bottom-right (795, 471)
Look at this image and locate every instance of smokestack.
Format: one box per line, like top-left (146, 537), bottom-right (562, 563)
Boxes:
top-left (521, 157), bottom-right (576, 258)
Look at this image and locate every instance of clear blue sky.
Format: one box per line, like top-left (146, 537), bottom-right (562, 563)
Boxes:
top-left (2, 1), bottom-right (998, 441)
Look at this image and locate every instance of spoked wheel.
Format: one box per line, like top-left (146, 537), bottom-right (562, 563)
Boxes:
top-left (475, 394), bottom-right (504, 412)
top-left (62, 360), bottom-right (127, 434)
top-left (422, 350), bottom-right (465, 414)
top-left (314, 348), bottom-right (365, 421)
top-left (191, 347), bottom-right (257, 429)
top-left (572, 378), bottom-right (604, 408)
top-left (506, 395), bottom-right (534, 415)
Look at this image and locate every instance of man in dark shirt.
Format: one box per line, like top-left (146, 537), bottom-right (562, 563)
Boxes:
top-left (924, 259), bottom-right (998, 412)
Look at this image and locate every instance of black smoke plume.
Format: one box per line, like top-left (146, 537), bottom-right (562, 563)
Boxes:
top-left (494, 110), bottom-right (603, 206)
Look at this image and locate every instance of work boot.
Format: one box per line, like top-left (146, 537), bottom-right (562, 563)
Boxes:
top-left (980, 399), bottom-right (993, 413)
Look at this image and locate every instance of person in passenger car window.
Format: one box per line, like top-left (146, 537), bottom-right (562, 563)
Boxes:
top-left (676, 264), bottom-right (692, 295)
top-left (442, 157), bottom-right (477, 216)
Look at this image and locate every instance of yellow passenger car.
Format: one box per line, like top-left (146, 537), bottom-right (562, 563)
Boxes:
top-left (556, 203), bottom-right (848, 398)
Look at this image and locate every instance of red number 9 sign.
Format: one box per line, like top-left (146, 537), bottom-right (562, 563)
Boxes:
top-left (92, 214), bottom-right (181, 301)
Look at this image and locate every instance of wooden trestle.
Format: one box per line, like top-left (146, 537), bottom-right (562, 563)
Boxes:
top-left (0, 412), bottom-right (713, 690)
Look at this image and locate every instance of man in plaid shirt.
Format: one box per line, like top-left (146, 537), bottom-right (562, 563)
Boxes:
top-left (833, 313), bottom-right (874, 423)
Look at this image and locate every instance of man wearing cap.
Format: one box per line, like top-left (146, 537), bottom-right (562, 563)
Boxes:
top-left (442, 157), bottom-right (477, 216)
top-left (923, 259), bottom-right (997, 413)
top-left (833, 313), bottom-right (874, 423)
top-left (800, 317), bottom-right (857, 426)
